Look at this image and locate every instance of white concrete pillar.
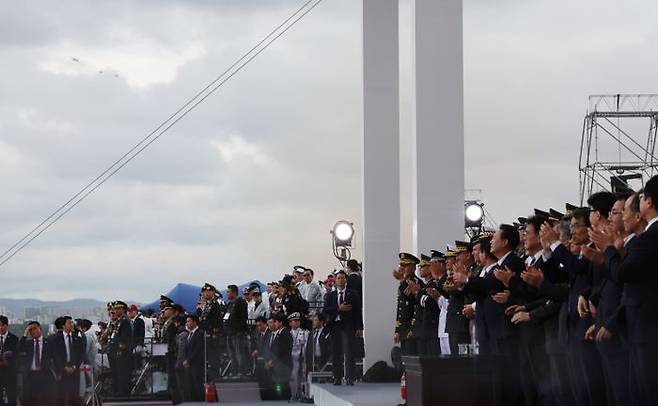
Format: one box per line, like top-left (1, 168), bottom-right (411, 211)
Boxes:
top-left (411, 0), bottom-right (465, 254)
top-left (362, 0), bottom-right (400, 370)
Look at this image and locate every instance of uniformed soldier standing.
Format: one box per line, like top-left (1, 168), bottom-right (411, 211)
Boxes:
top-left (110, 301), bottom-right (134, 396)
top-left (394, 253), bottom-right (420, 355)
top-left (408, 255), bottom-right (431, 355)
top-left (196, 283), bottom-right (225, 381)
top-left (162, 302), bottom-right (182, 403)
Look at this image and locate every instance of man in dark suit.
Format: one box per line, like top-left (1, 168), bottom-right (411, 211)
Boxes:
top-left (594, 176), bottom-right (658, 405)
top-left (182, 315), bottom-right (205, 401)
top-left (453, 224), bottom-right (524, 406)
top-left (52, 316), bottom-right (85, 406)
top-left (128, 305), bottom-right (145, 373)
top-left (0, 315), bottom-right (18, 406)
top-left (322, 270), bottom-right (363, 386)
top-left (224, 284), bottom-right (249, 377)
top-left (306, 313), bottom-right (331, 373)
top-left (539, 207), bottom-right (606, 406)
top-left (252, 316), bottom-right (273, 400)
top-left (18, 321), bottom-right (56, 406)
top-left (265, 313), bottom-right (292, 400)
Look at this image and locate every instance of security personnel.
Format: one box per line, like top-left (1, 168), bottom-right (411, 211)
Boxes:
top-left (110, 301), bottom-right (134, 396)
top-left (394, 252), bottom-right (420, 355)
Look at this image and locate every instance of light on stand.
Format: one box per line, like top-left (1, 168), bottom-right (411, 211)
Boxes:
top-left (465, 201), bottom-right (485, 237)
top-left (331, 220), bottom-right (355, 265)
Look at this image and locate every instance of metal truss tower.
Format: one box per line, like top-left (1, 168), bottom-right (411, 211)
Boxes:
top-left (579, 94), bottom-right (658, 204)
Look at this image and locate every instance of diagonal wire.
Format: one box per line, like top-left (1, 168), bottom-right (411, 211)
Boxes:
top-left (0, 0), bottom-right (325, 268)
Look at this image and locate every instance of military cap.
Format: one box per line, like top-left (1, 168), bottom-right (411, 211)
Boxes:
top-left (201, 283), bottom-right (216, 292)
top-left (160, 295), bottom-right (173, 303)
top-left (454, 240), bottom-right (471, 253)
top-left (293, 265), bottom-right (305, 274)
top-left (534, 209), bottom-right (560, 223)
top-left (565, 203), bottom-right (579, 215)
top-left (549, 208), bottom-right (565, 220)
top-left (517, 217), bottom-right (528, 225)
top-left (399, 252), bottom-right (420, 266)
top-left (419, 254), bottom-right (431, 267)
top-left (106, 301), bottom-right (115, 310)
top-left (430, 250), bottom-right (445, 262)
top-left (472, 230), bottom-right (494, 244)
top-left (287, 312), bottom-right (301, 321)
top-left (334, 269), bottom-right (347, 277)
top-left (113, 301), bottom-right (127, 309)
top-left (445, 247), bottom-right (457, 258)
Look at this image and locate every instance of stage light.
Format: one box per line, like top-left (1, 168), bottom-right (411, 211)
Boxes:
top-left (465, 204), bottom-right (484, 223)
top-left (331, 220), bottom-right (355, 265)
top-left (332, 221), bottom-right (354, 246)
top-left (465, 201), bottom-right (485, 229)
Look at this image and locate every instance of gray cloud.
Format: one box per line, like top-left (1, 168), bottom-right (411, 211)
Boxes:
top-left (0, 0), bottom-right (656, 301)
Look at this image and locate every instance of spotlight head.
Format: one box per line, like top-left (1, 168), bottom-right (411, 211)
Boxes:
top-left (332, 220), bottom-right (354, 247)
top-left (465, 201), bottom-right (484, 228)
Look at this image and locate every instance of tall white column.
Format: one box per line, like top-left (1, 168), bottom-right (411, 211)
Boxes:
top-left (362, 0), bottom-right (400, 370)
top-left (411, 0), bottom-right (464, 254)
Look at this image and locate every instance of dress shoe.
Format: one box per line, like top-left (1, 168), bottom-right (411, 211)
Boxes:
top-left (333, 378), bottom-right (342, 386)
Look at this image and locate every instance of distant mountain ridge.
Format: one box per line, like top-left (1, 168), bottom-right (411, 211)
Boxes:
top-left (0, 298), bottom-right (108, 317)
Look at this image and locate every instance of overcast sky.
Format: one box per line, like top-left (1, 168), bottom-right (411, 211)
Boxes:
top-left (0, 0), bottom-right (656, 301)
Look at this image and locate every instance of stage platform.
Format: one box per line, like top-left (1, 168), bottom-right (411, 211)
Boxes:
top-left (310, 382), bottom-right (400, 406)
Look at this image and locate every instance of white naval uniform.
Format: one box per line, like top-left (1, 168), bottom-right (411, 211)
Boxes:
top-left (437, 296), bottom-right (450, 355)
top-left (290, 328), bottom-right (309, 400)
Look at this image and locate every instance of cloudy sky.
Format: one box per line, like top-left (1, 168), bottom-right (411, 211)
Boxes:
top-left (0, 0), bottom-right (656, 301)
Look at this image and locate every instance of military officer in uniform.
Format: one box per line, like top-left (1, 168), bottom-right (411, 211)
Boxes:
top-left (418, 251), bottom-right (444, 355)
top-left (394, 253), bottom-right (420, 355)
top-left (196, 283), bottom-right (225, 381)
top-left (442, 242), bottom-right (473, 355)
top-left (110, 301), bottom-right (134, 396)
top-left (408, 255), bottom-right (431, 355)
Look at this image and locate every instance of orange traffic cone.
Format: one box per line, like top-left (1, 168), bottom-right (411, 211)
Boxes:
top-left (205, 382), bottom-right (217, 403)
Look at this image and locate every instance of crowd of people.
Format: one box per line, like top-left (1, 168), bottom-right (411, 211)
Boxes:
top-left (0, 260), bottom-right (364, 405)
top-left (3, 176), bottom-right (657, 406)
top-left (394, 175), bottom-right (658, 406)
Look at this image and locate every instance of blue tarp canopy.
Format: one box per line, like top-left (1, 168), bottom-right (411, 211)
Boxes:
top-left (140, 280), bottom-right (266, 314)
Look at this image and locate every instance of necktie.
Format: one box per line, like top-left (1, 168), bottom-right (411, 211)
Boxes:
top-left (0, 336), bottom-right (4, 352)
top-left (339, 291), bottom-right (344, 305)
top-left (66, 334), bottom-right (72, 363)
top-left (34, 339), bottom-right (41, 370)
top-left (269, 333), bottom-right (275, 349)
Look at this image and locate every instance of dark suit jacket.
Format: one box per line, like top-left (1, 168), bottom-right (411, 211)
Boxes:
top-left (17, 336), bottom-right (56, 378)
top-left (347, 273), bottom-right (363, 299)
top-left (51, 331), bottom-right (85, 374)
top-left (132, 317), bottom-right (145, 347)
top-left (268, 328), bottom-right (293, 383)
top-left (322, 288), bottom-right (363, 331)
top-left (184, 328), bottom-right (205, 367)
top-left (305, 327), bottom-right (331, 370)
top-left (466, 251), bottom-right (524, 340)
top-left (608, 221), bottom-right (658, 344)
top-left (255, 329), bottom-right (272, 358)
top-left (225, 297), bottom-right (248, 334)
top-left (0, 332), bottom-right (19, 371)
